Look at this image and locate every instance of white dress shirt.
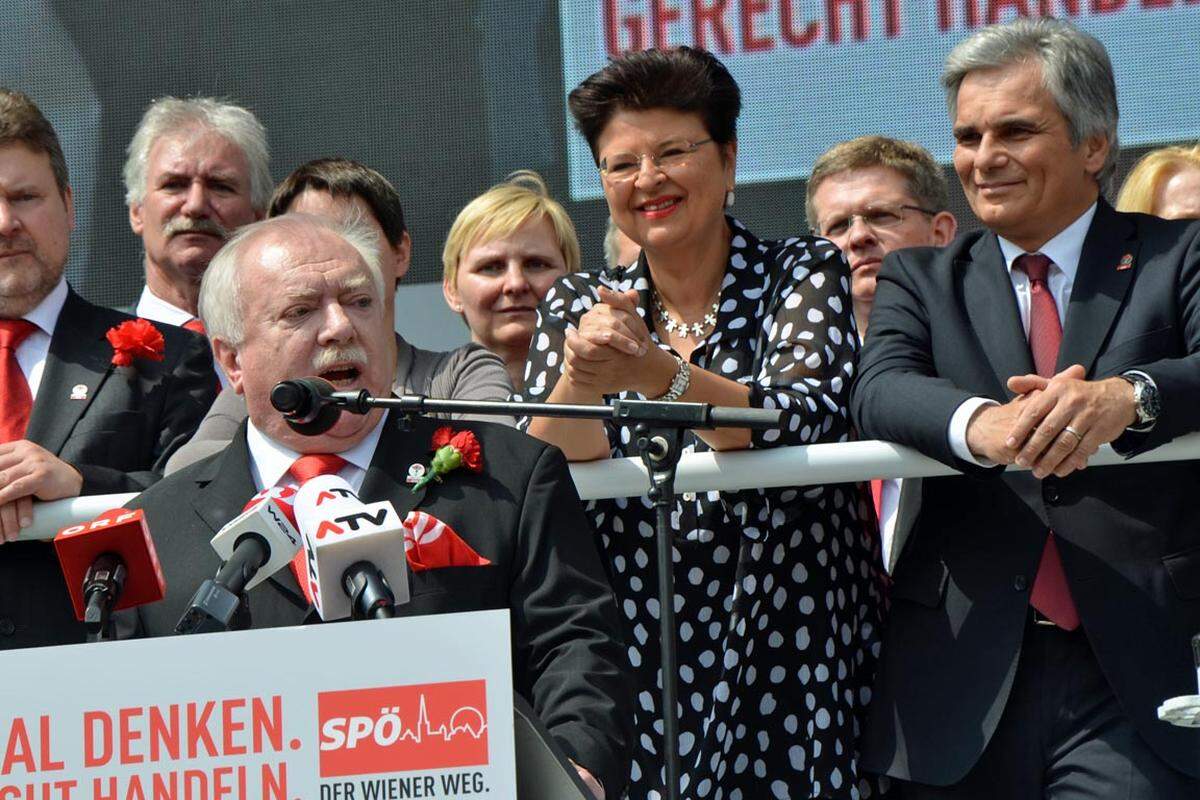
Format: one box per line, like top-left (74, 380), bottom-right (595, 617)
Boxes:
top-left (948, 204), bottom-right (1097, 466)
top-left (135, 285), bottom-right (230, 389)
top-left (858, 328), bottom-right (903, 567)
top-left (134, 285), bottom-right (194, 327)
top-left (12, 277), bottom-right (68, 400)
top-left (244, 412), bottom-right (388, 493)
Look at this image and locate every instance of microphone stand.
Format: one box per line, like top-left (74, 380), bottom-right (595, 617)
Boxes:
top-left (295, 387), bottom-right (781, 800)
top-left (82, 553), bottom-right (127, 643)
top-left (175, 535), bottom-right (268, 635)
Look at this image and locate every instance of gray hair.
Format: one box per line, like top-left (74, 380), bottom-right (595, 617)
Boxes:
top-left (123, 96), bottom-right (272, 211)
top-left (198, 213), bottom-right (385, 346)
top-left (942, 17), bottom-right (1119, 190)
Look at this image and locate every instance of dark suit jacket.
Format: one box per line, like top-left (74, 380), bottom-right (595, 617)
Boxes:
top-left (129, 415), bottom-right (632, 797)
top-left (2, 288), bottom-right (217, 651)
top-left (851, 201), bottom-right (1200, 784)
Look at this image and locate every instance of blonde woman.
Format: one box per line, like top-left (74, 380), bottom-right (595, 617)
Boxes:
top-left (442, 171), bottom-right (580, 391)
top-left (1116, 143), bottom-right (1200, 220)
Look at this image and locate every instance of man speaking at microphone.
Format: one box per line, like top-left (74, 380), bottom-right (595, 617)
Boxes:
top-left (127, 213), bottom-right (630, 799)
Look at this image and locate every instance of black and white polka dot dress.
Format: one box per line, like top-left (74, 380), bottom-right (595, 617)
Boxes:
top-left (520, 218), bottom-right (888, 799)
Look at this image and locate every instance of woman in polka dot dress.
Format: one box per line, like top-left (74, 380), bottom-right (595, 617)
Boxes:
top-left (520, 47), bottom-right (888, 799)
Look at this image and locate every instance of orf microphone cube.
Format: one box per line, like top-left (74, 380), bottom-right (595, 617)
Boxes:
top-left (54, 508), bottom-right (166, 620)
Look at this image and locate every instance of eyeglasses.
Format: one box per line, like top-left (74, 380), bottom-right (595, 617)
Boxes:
top-left (598, 138), bottom-right (714, 183)
top-left (818, 202), bottom-right (937, 238)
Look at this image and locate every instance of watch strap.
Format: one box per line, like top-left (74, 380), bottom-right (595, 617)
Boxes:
top-left (652, 355), bottom-right (691, 401)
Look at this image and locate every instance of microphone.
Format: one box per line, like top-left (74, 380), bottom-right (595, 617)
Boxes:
top-left (174, 495), bottom-right (302, 635)
top-left (53, 508), bottom-right (166, 641)
top-left (271, 377), bottom-right (343, 436)
top-left (293, 475), bottom-right (410, 621)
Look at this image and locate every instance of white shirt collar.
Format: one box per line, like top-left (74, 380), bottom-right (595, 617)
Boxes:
top-left (244, 411), bottom-right (388, 491)
top-left (135, 286), bottom-right (194, 326)
top-left (22, 277), bottom-right (68, 335)
top-left (997, 202), bottom-right (1097, 280)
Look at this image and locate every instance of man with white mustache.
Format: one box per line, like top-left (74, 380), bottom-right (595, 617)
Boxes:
top-left (128, 213), bottom-right (632, 798)
top-left (124, 97), bottom-right (268, 337)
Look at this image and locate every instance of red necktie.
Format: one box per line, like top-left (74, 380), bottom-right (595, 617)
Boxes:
top-left (870, 479), bottom-right (883, 522)
top-left (1015, 254), bottom-right (1080, 631)
top-left (0, 319), bottom-right (38, 444)
top-left (182, 318), bottom-right (206, 336)
top-left (285, 454), bottom-right (348, 603)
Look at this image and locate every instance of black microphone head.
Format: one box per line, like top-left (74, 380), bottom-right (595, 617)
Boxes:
top-left (270, 380), bottom-right (307, 415)
top-left (272, 378), bottom-right (341, 435)
top-left (286, 403), bottom-right (343, 436)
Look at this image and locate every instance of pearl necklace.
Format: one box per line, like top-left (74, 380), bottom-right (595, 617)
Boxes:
top-left (652, 289), bottom-right (720, 338)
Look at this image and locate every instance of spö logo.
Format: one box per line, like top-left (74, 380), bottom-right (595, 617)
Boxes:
top-left (317, 680), bottom-right (488, 778)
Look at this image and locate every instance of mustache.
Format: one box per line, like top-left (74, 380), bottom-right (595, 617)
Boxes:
top-left (0, 233), bottom-right (34, 254)
top-left (162, 216), bottom-right (230, 240)
top-left (311, 345), bottom-right (368, 372)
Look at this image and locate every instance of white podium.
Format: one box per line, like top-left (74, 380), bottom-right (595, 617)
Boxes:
top-left (0, 610), bottom-right (588, 800)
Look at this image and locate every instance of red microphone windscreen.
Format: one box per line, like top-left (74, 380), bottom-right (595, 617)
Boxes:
top-left (53, 508), bottom-right (166, 620)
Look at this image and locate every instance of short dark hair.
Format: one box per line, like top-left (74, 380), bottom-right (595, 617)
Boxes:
top-left (268, 157), bottom-right (406, 246)
top-left (567, 47), bottom-right (741, 161)
top-left (0, 88), bottom-right (69, 193)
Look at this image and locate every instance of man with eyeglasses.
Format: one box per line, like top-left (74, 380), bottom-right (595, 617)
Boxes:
top-left (806, 135), bottom-right (957, 570)
top-left (806, 135), bottom-right (957, 338)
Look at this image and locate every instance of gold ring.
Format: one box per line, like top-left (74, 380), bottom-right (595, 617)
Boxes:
top-left (1063, 425), bottom-right (1084, 440)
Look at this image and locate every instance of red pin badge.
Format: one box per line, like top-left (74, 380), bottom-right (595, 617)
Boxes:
top-left (1117, 253), bottom-right (1133, 271)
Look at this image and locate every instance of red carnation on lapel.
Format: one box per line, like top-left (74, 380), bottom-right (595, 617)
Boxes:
top-left (106, 318), bottom-right (165, 367)
top-left (412, 426), bottom-right (484, 492)
top-left (430, 426), bottom-right (483, 471)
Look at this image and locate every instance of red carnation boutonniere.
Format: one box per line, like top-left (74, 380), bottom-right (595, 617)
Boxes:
top-left (411, 426), bottom-right (484, 493)
top-left (106, 318), bottom-right (165, 367)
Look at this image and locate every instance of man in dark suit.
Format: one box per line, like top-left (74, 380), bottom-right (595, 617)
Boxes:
top-left (852, 19), bottom-right (1200, 799)
top-left (123, 96), bottom-right (267, 335)
top-left (806, 135), bottom-right (958, 571)
top-left (0, 88), bottom-right (217, 648)
top-left (129, 213), bottom-right (630, 799)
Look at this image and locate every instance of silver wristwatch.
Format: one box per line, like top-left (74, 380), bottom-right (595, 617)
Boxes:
top-left (652, 355), bottom-right (691, 401)
top-left (1118, 371), bottom-right (1160, 428)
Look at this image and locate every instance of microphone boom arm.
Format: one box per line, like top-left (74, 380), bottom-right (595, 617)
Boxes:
top-left (321, 388), bottom-right (783, 430)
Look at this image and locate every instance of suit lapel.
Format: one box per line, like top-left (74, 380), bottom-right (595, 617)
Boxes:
top-left (359, 414), bottom-right (434, 520)
top-left (26, 291), bottom-right (116, 454)
top-left (1057, 202), bottom-right (1138, 377)
top-left (961, 234), bottom-right (1034, 399)
top-left (191, 424), bottom-right (258, 538)
top-left (189, 425), bottom-right (308, 611)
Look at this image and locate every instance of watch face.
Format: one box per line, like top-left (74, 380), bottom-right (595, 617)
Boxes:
top-left (1142, 380), bottom-right (1161, 421)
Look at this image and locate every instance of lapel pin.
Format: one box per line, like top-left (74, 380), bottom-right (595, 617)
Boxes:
top-left (1117, 253), bottom-right (1133, 271)
top-left (69, 384), bottom-right (88, 401)
top-left (405, 463), bottom-right (427, 485)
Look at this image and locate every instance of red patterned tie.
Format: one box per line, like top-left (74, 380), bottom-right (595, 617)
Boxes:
top-left (870, 479), bottom-right (883, 521)
top-left (1015, 254), bottom-right (1079, 631)
top-left (0, 319), bottom-right (38, 444)
top-left (285, 453), bottom-right (349, 603)
top-left (182, 318), bottom-right (206, 336)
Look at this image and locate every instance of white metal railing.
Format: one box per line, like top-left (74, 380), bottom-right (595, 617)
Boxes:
top-left (19, 433), bottom-right (1200, 542)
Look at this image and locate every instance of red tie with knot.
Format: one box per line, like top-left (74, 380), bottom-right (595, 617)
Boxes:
top-left (0, 319), bottom-right (39, 444)
top-left (182, 318), bottom-right (206, 336)
top-left (285, 454), bottom-right (348, 603)
top-left (1014, 253), bottom-right (1079, 631)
